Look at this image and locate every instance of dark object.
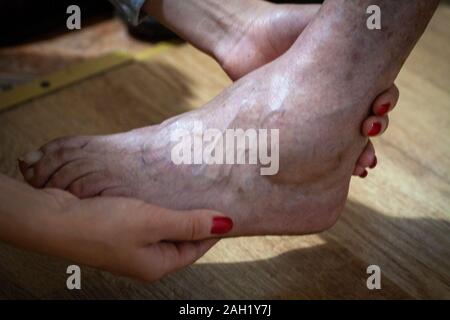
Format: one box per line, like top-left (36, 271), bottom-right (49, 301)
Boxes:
top-left (0, 0), bottom-right (114, 47)
top-left (40, 80), bottom-right (51, 88)
top-left (127, 17), bottom-right (181, 43)
top-left (0, 0), bottom-right (323, 47)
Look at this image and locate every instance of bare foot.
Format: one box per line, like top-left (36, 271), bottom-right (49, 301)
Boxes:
top-left (19, 59), bottom-right (397, 237)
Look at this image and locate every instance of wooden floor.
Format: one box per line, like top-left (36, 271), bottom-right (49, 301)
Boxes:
top-left (0, 5), bottom-right (449, 299)
top-left (0, 18), bottom-right (149, 90)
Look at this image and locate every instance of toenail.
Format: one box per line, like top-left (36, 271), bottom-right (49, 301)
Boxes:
top-left (22, 150), bottom-right (43, 166)
top-left (370, 156), bottom-right (378, 169)
top-left (377, 103), bottom-right (390, 116)
top-left (360, 170), bottom-right (368, 178)
top-left (368, 122), bottom-right (382, 136)
top-left (25, 167), bottom-right (34, 181)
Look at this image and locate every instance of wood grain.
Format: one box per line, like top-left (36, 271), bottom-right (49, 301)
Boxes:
top-left (0, 4), bottom-right (449, 299)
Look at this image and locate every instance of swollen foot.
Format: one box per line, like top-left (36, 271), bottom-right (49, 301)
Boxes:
top-left (20, 38), bottom-right (393, 237)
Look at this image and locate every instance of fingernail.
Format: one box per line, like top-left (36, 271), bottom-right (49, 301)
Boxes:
top-left (368, 122), bottom-right (382, 136)
top-left (21, 150), bottom-right (43, 166)
top-left (370, 156), bottom-right (378, 169)
top-left (25, 167), bottom-right (34, 181)
top-left (211, 216), bottom-right (234, 234)
top-left (377, 103), bottom-right (390, 116)
top-left (360, 170), bottom-right (368, 178)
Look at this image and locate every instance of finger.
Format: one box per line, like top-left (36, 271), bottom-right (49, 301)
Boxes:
top-left (372, 84), bottom-right (400, 116)
top-left (152, 209), bottom-right (234, 242)
top-left (353, 165), bottom-right (366, 176)
top-left (359, 169), bottom-right (369, 178)
top-left (356, 140), bottom-right (377, 169)
top-left (168, 239), bottom-right (219, 272)
top-left (175, 239), bottom-right (218, 267)
top-left (362, 115), bottom-right (389, 137)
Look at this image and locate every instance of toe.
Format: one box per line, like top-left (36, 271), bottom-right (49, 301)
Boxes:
top-left (18, 150), bottom-right (44, 177)
top-left (18, 159), bottom-right (31, 177)
top-left (67, 172), bottom-right (119, 199)
top-left (20, 150), bottom-right (44, 167)
top-left (99, 186), bottom-right (132, 197)
top-left (372, 84), bottom-right (399, 116)
top-left (40, 136), bottom-right (89, 154)
top-left (27, 148), bottom-right (87, 188)
top-left (45, 159), bottom-right (102, 190)
top-left (362, 115), bottom-right (389, 137)
top-left (19, 136), bottom-right (89, 185)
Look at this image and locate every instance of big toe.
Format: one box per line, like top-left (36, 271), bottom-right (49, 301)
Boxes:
top-left (20, 137), bottom-right (89, 188)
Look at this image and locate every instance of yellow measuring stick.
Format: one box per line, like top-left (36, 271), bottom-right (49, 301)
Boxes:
top-left (0, 43), bottom-right (173, 113)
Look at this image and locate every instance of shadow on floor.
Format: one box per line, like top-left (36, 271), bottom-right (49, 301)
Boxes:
top-left (0, 200), bottom-right (448, 299)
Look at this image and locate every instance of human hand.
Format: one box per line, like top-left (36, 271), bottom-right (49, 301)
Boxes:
top-left (0, 174), bottom-right (233, 282)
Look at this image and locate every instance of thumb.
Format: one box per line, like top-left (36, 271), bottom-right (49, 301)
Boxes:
top-left (159, 209), bottom-right (234, 242)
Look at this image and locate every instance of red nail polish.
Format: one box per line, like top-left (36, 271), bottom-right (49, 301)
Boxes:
top-left (377, 103), bottom-right (390, 116)
top-left (360, 170), bottom-right (368, 178)
top-left (368, 122), bottom-right (382, 136)
top-left (370, 156), bottom-right (378, 169)
top-left (211, 217), bottom-right (234, 234)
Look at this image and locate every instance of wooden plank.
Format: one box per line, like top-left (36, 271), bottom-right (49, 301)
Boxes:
top-left (0, 44), bottom-right (173, 112)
